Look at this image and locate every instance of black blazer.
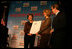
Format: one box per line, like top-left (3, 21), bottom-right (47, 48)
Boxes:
top-left (24, 22), bottom-right (32, 35)
top-left (52, 11), bottom-right (66, 31)
top-left (51, 11), bottom-right (66, 48)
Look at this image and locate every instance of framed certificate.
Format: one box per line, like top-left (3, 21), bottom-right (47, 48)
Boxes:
top-left (30, 21), bottom-right (42, 34)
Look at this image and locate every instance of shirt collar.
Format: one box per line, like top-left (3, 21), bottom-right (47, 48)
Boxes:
top-left (56, 11), bottom-right (60, 15)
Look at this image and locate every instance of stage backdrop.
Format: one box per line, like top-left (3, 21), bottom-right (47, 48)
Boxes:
top-left (7, 1), bottom-right (57, 48)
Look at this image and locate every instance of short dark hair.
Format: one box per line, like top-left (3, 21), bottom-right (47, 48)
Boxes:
top-left (51, 4), bottom-right (60, 10)
top-left (27, 14), bottom-right (34, 20)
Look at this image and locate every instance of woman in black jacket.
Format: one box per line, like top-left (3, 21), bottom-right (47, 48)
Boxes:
top-left (24, 14), bottom-right (36, 48)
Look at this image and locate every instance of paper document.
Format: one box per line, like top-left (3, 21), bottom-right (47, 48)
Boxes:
top-left (30, 21), bottom-right (42, 34)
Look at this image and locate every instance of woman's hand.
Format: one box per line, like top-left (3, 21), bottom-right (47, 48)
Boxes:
top-left (42, 20), bottom-right (45, 23)
top-left (36, 33), bottom-right (39, 35)
top-left (27, 33), bottom-right (32, 36)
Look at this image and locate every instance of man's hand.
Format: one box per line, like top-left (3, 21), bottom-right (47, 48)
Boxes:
top-left (50, 29), bottom-right (54, 34)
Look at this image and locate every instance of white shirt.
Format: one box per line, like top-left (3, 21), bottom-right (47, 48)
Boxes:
top-left (56, 11), bottom-right (60, 16)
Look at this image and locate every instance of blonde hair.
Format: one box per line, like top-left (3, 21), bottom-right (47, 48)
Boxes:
top-left (51, 4), bottom-right (59, 10)
top-left (43, 9), bottom-right (51, 16)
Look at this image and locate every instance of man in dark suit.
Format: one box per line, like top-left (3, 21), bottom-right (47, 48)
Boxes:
top-left (50, 4), bottom-right (66, 48)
